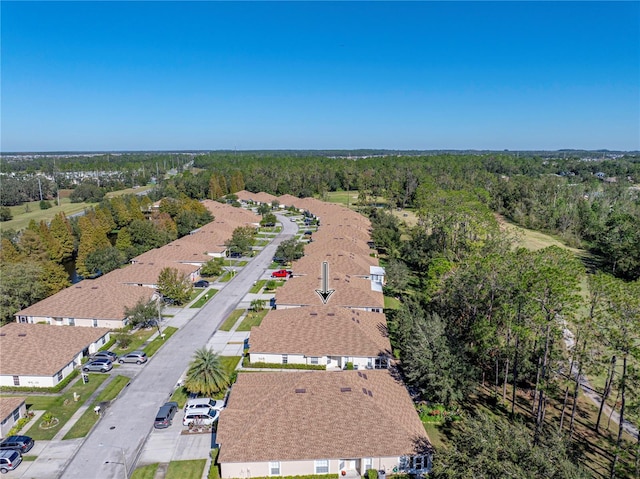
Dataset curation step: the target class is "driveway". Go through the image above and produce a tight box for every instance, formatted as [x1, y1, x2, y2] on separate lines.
[60, 214, 297, 479]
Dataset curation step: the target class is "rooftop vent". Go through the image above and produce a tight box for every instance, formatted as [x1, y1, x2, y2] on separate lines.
[310, 313, 318, 316]
[362, 387, 367, 395]
[362, 373, 368, 380]
[295, 388, 306, 394]
[18, 333, 27, 337]
[368, 390, 373, 397]
[91, 287, 98, 290]
[340, 387, 352, 393]
[0, 333, 6, 336]
[327, 313, 335, 317]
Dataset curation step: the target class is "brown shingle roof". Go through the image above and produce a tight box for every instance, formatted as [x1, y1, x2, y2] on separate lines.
[0, 397, 26, 421]
[217, 370, 430, 462]
[250, 306, 391, 357]
[16, 278, 154, 321]
[103, 261, 199, 286]
[275, 273, 384, 309]
[0, 323, 111, 376]
[293, 250, 378, 277]
[201, 200, 262, 225]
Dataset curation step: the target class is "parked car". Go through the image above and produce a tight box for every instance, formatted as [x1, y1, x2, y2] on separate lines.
[118, 351, 147, 364]
[229, 251, 242, 258]
[271, 269, 292, 278]
[0, 436, 34, 454]
[303, 230, 313, 236]
[193, 280, 209, 288]
[184, 397, 225, 412]
[82, 358, 113, 373]
[0, 450, 22, 474]
[91, 350, 118, 362]
[154, 402, 178, 429]
[183, 407, 220, 426]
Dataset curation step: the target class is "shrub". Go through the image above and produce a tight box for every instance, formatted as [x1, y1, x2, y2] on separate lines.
[39, 200, 52, 210]
[114, 332, 132, 349]
[346, 362, 354, 370]
[367, 469, 378, 479]
[244, 361, 325, 371]
[0, 206, 12, 221]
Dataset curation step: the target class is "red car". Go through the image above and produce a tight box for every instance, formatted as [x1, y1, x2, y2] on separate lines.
[271, 269, 292, 278]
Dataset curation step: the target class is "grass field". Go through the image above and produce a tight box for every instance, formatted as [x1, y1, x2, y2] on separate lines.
[63, 375, 130, 439]
[166, 459, 207, 479]
[115, 328, 155, 355]
[144, 326, 178, 356]
[219, 309, 245, 332]
[0, 185, 153, 232]
[236, 310, 268, 331]
[131, 463, 158, 479]
[19, 374, 108, 440]
[323, 190, 359, 207]
[249, 280, 266, 294]
[190, 290, 218, 308]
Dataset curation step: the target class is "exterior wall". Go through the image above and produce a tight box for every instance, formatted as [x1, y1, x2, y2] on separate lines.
[274, 304, 304, 311]
[0, 374, 56, 388]
[0, 401, 26, 438]
[0, 332, 109, 388]
[220, 456, 406, 479]
[250, 353, 376, 370]
[19, 315, 125, 329]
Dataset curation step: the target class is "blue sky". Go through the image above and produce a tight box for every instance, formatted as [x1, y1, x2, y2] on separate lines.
[1, 1, 638, 152]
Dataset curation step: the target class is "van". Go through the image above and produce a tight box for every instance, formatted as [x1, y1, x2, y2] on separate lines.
[184, 397, 225, 412]
[182, 407, 220, 426]
[0, 450, 22, 474]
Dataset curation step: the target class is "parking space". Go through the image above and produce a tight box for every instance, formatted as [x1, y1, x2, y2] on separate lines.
[137, 409, 215, 466]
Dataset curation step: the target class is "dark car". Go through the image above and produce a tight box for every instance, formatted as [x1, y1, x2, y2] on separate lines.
[194, 280, 210, 288]
[229, 251, 242, 258]
[82, 358, 113, 373]
[91, 350, 118, 362]
[0, 450, 22, 474]
[0, 435, 34, 454]
[271, 269, 292, 278]
[154, 402, 178, 429]
[118, 351, 147, 364]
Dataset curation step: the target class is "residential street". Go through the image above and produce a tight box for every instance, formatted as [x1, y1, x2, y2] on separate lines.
[56, 214, 297, 479]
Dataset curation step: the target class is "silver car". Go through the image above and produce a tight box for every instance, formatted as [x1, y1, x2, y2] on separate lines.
[82, 359, 113, 372]
[118, 351, 147, 364]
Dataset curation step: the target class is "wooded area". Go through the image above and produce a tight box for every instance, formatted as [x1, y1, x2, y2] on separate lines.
[1, 151, 639, 476]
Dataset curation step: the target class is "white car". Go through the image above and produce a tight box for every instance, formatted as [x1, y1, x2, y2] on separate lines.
[183, 407, 220, 426]
[184, 397, 225, 411]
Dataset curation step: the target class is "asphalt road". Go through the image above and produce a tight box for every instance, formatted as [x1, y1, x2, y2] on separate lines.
[61, 213, 297, 479]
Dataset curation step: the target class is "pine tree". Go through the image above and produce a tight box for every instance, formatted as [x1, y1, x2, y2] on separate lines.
[49, 212, 75, 261]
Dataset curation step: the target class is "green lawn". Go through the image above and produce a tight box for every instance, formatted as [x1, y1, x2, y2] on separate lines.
[144, 326, 178, 356]
[249, 280, 266, 294]
[190, 290, 218, 308]
[170, 386, 190, 408]
[115, 328, 155, 355]
[1, 198, 91, 232]
[63, 375, 130, 439]
[219, 309, 244, 331]
[0, 185, 153, 233]
[323, 190, 360, 207]
[166, 459, 207, 479]
[384, 296, 401, 309]
[131, 463, 158, 479]
[21, 373, 108, 440]
[221, 356, 242, 374]
[236, 310, 268, 331]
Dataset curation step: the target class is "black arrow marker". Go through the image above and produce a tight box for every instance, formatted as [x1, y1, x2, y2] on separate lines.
[315, 261, 335, 304]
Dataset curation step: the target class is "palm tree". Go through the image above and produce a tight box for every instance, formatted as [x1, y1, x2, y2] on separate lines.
[184, 347, 229, 396]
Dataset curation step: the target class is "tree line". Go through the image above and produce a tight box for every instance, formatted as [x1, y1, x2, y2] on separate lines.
[0, 193, 213, 325]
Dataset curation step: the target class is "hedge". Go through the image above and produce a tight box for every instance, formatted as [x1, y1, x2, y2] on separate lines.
[243, 361, 325, 371]
[0, 369, 79, 394]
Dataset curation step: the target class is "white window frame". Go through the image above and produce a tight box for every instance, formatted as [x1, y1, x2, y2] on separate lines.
[310, 356, 319, 365]
[363, 458, 373, 472]
[315, 459, 329, 474]
[269, 461, 281, 476]
[282, 355, 288, 365]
